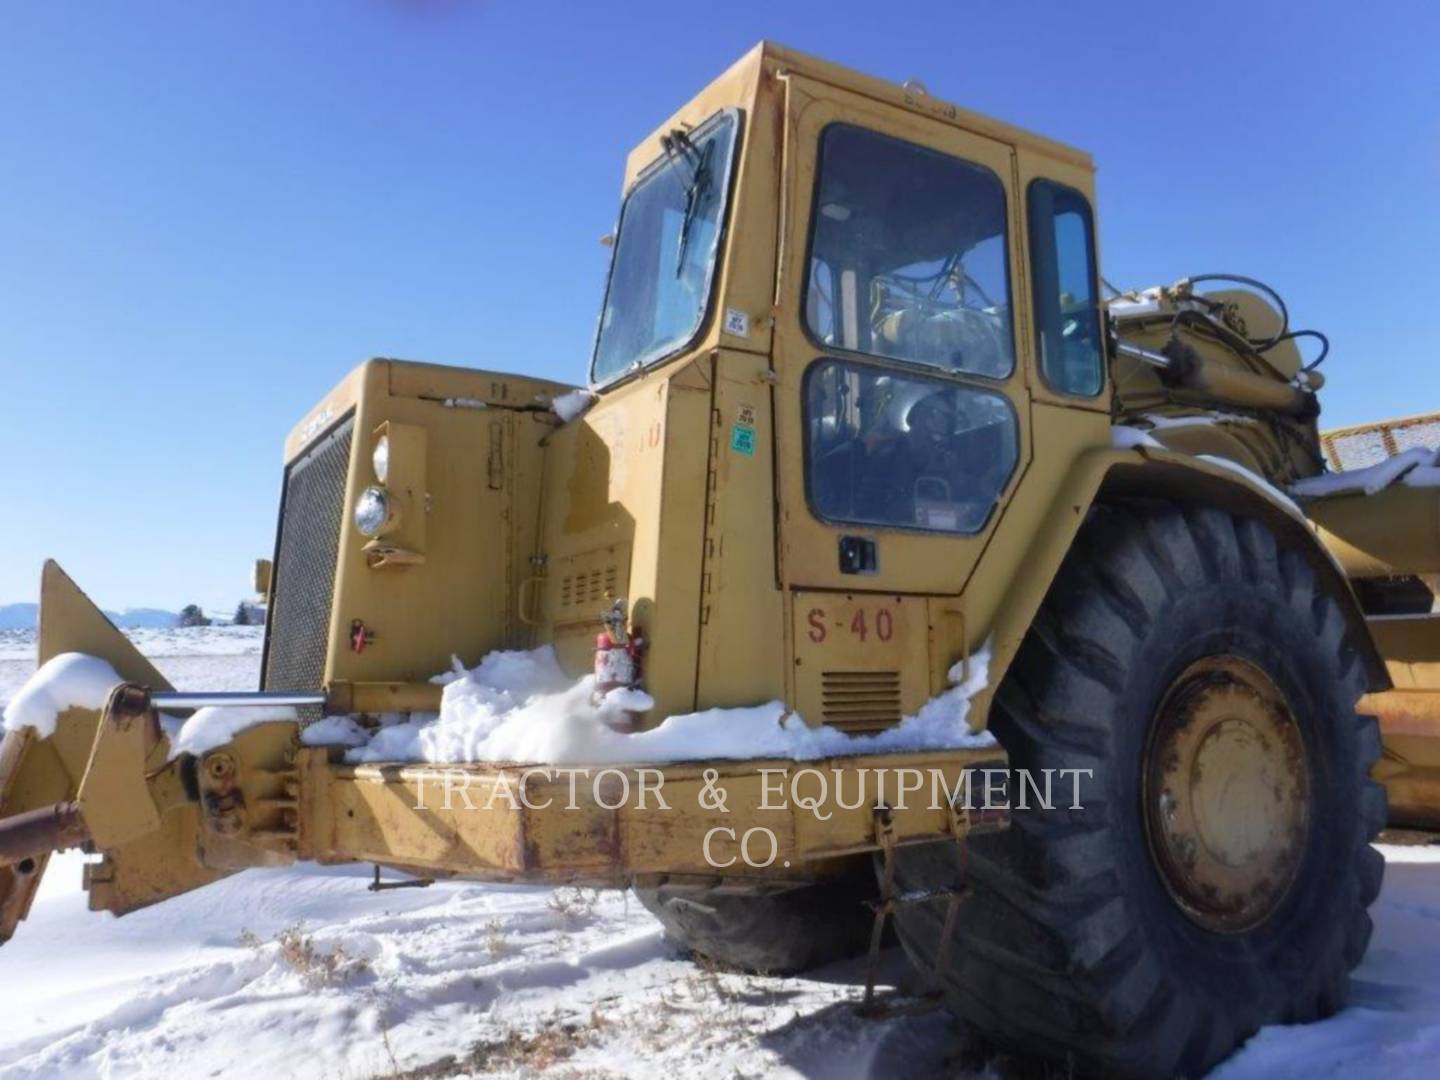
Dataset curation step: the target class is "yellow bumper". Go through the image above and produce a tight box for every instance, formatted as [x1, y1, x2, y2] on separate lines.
[301, 748, 1010, 886]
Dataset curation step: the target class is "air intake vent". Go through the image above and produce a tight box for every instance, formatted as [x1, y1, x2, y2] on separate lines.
[559, 565, 619, 611]
[821, 671, 902, 734]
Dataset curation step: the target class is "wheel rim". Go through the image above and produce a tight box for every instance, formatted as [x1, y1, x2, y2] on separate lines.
[1143, 655, 1311, 933]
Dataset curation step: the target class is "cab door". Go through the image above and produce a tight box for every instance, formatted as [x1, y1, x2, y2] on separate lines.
[771, 76, 1033, 600]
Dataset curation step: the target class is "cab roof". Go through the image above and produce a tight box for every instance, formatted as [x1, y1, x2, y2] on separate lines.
[623, 41, 1094, 185]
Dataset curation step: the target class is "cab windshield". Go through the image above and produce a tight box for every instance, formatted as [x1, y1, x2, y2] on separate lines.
[591, 110, 739, 385]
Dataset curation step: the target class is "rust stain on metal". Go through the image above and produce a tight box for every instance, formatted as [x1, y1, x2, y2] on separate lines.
[1364, 691, 1440, 739]
[1142, 656, 1310, 934]
[0, 801, 89, 865]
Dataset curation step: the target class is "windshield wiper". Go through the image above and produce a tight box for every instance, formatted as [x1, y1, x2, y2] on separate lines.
[661, 129, 715, 276]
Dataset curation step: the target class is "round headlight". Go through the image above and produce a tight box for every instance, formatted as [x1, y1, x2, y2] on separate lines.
[354, 485, 391, 537]
[372, 435, 390, 484]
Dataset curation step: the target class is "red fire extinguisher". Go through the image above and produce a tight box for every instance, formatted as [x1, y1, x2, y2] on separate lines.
[594, 598, 645, 704]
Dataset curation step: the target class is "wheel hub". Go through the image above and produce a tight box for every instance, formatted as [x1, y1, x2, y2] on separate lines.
[1143, 656, 1310, 932]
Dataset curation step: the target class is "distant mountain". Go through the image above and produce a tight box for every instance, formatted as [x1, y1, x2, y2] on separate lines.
[0, 603, 178, 631]
[0, 604, 38, 631]
[110, 608, 179, 629]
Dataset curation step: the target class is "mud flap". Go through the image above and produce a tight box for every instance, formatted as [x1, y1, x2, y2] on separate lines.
[0, 561, 227, 941]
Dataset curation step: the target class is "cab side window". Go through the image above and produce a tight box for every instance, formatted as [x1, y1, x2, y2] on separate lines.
[1027, 180, 1104, 396]
[803, 125, 1014, 379]
[805, 360, 1018, 535]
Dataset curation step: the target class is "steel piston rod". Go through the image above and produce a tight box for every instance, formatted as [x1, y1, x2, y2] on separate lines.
[149, 690, 328, 709]
[1113, 339, 1173, 370]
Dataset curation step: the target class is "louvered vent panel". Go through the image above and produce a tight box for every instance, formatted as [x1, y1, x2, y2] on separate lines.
[558, 565, 619, 611]
[821, 671, 902, 734]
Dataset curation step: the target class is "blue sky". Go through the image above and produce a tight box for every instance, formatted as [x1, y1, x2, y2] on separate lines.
[3, 1, 1437, 611]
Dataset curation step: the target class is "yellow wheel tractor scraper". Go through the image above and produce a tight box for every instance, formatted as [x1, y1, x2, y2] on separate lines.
[4, 43, 1440, 1078]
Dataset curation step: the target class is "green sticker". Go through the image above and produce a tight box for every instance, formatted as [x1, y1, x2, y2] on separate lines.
[730, 424, 756, 456]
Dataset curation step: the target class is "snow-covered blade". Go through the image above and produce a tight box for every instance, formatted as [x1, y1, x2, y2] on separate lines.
[1, 653, 122, 738]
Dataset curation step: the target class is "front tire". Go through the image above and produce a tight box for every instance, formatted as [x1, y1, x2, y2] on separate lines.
[635, 865, 875, 974]
[891, 503, 1385, 1077]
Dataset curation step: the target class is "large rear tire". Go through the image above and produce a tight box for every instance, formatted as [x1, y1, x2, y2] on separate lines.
[891, 503, 1385, 1077]
[635, 866, 875, 975]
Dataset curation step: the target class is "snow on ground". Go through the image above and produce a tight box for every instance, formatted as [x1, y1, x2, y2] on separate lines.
[0, 626, 265, 707]
[0, 844, 1436, 1079]
[1214, 843, 1440, 1080]
[0, 853, 958, 1080]
[3, 635, 1440, 1078]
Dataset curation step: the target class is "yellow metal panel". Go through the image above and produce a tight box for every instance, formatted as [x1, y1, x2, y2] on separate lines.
[327, 395, 514, 684]
[299, 749, 1006, 884]
[762, 43, 1092, 170]
[283, 361, 370, 463]
[621, 770, 792, 877]
[1373, 731, 1440, 829]
[696, 350, 788, 709]
[320, 369, 566, 686]
[644, 368, 712, 717]
[548, 544, 632, 636]
[322, 767, 528, 873]
[538, 360, 711, 718]
[37, 560, 169, 687]
[791, 592, 928, 730]
[1367, 614, 1440, 691]
[1310, 486, 1440, 578]
[278, 359, 576, 691]
[385, 361, 572, 407]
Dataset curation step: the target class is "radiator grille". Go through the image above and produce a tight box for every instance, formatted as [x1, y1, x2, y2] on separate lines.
[821, 671, 902, 734]
[262, 415, 354, 694]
